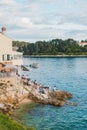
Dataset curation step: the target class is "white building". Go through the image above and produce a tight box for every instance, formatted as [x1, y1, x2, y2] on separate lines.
[0, 27, 23, 66]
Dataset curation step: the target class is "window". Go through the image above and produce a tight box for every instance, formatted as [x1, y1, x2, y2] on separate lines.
[2, 54, 11, 61]
[7, 54, 10, 60]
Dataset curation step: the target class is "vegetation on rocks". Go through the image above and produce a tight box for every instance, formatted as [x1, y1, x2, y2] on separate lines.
[0, 112, 35, 130]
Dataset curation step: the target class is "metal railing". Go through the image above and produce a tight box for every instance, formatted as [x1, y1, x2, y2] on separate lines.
[0, 71, 16, 78]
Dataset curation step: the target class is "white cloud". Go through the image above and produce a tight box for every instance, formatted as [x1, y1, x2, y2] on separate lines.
[0, 0, 87, 42]
[21, 17, 33, 25]
[0, 0, 16, 5]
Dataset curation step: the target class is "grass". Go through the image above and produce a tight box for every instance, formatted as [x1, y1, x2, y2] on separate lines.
[0, 112, 36, 130]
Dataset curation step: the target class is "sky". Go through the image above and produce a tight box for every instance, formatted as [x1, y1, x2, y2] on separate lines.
[0, 0, 87, 42]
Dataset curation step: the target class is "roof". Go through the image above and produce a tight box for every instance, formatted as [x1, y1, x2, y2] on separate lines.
[79, 42, 87, 46]
[80, 42, 87, 44]
[0, 32, 13, 40]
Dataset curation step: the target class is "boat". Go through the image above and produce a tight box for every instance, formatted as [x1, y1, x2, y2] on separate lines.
[29, 63, 39, 68]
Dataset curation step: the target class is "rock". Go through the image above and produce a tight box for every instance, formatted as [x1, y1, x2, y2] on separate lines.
[66, 101, 78, 106]
[0, 76, 74, 113]
[0, 103, 5, 108]
[28, 89, 73, 107]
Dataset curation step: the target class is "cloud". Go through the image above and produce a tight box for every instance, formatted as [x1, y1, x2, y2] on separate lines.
[0, 0, 87, 42]
[0, 0, 16, 5]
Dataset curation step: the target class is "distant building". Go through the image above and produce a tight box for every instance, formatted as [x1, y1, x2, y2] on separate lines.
[79, 42, 87, 47]
[0, 27, 23, 66]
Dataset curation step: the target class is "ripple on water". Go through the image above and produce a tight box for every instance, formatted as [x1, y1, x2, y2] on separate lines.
[20, 57, 87, 130]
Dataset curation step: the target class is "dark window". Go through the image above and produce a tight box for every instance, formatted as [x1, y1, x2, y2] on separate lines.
[7, 54, 10, 60]
[2, 54, 10, 61]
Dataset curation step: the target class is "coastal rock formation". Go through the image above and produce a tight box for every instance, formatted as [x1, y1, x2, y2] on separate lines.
[0, 77, 29, 114]
[28, 88, 72, 107]
[0, 76, 74, 115]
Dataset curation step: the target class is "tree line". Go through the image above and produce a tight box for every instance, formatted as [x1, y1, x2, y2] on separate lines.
[12, 38, 87, 55]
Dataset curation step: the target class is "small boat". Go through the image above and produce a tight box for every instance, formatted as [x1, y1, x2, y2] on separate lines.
[29, 63, 39, 68]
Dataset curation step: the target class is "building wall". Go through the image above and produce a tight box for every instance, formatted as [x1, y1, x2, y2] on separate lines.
[12, 59, 23, 66]
[79, 42, 87, 47]
[0, 32, 23, 66]
[0, 33, 12, 62]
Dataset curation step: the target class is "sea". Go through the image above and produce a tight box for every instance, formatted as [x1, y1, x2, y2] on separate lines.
[15, 57, 87, 130]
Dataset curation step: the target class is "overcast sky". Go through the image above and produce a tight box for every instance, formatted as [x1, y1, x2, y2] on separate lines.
[0, 0, 87, 42]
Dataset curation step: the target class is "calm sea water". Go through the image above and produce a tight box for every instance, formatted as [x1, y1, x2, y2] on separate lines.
[22, 57, 87, 130]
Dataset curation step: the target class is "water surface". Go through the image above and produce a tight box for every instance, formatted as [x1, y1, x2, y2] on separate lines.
[21, 57, 87, 130]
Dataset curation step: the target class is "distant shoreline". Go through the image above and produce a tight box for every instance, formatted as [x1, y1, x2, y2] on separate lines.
[24, 55, 87, 58]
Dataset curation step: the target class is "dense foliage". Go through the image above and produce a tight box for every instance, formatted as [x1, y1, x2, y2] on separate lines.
[0, 113, 35, 130]
[12, 39, 87, 55]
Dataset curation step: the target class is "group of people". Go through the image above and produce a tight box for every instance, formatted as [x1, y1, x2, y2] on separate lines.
[16, 72, 57, 93]
[21, 75, 31, 85]
[20, 75, 40, 87]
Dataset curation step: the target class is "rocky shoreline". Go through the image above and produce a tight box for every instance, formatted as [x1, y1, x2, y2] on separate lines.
[0, 76, 76, 115]
[0, 77, 30, 115]
[28, 87, 72, 106]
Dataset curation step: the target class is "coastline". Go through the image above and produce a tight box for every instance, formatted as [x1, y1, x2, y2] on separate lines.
[0, 75, 74, 115]
[24, 54, 87, 58]
[0, 76, 32, 115]
[12, 100, 36, 124]
[18, 98, 32, 106]
[0, 71, 76, 129]
[0, 76, 36, 129]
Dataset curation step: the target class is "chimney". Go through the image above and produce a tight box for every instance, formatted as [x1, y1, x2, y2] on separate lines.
[2, 27, 6, 33]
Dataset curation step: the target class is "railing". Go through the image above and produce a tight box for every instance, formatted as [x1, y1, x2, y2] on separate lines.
[0, 71, 16, 78]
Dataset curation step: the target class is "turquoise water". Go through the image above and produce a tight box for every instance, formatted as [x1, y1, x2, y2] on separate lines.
[22, 57, 87, 130]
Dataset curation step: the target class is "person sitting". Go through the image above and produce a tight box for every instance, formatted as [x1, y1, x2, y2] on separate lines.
[53, 86, 57, 91]
[21, 75, 27, 85]
[34, 80, 38, 85]
[27, 78, 31, 85]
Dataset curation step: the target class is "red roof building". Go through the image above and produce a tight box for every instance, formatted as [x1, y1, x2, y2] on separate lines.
[79, 42, 87, 47]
